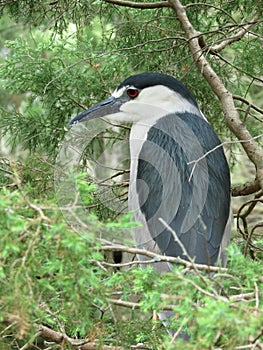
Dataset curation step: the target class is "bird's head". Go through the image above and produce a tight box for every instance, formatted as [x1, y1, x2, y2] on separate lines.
[69, 72, 202, 125]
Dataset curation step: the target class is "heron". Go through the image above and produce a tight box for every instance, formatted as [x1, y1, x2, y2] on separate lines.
[69, 72, 231, 338]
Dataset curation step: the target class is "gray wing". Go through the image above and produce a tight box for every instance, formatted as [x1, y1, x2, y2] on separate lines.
[136, 112, 231, 265]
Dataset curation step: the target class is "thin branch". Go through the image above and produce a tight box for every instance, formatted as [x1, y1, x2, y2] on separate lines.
[233, 95, 263, 116]
[99, 245, 227, 272]
[185, 2, 239, 24]
[236, 107, 263, 124]
[187, 134, 263, 182]
[19, 332, 42, 350]
[159, 218, 215, 290]
[251, 327, 263, 344]
[235, 344, 263, 349]
[109, 292, 256, 312]
[108, 298, 141, 310]
[43, 36, 186, 93]
[171, 318, 188, 342]
[38, 324, 123, 350]
[0, 166, 14, 176]
[209, 21, 258, 53]
[12, 168, 52, 223]
[229, 292, 255, 302]
[254, 282, 259, 309]
[236, 195, 263, 259]
[158, 218, 193, 263]
[95, 259, 157, 268]
[213, 51, 263, 84]
[43, 58, 87, 94]
[102, 0, 170, 9]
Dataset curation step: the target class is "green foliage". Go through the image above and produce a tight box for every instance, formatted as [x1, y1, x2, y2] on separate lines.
[0, 182, 263, 348]
[1, 1, 262, 155]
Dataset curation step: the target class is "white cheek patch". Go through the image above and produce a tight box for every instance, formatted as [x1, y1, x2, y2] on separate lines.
[138, 85, 202, 116]
[112, 86, 127, 98]
[120, 101, 167, 122]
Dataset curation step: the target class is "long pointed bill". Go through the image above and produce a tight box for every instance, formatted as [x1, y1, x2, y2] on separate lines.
[69, 96, 121, 125]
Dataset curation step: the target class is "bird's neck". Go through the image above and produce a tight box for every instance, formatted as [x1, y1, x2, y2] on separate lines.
[129, 119, 156, 160]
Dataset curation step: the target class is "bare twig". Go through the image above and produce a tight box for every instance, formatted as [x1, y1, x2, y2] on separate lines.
[95, 258, 158, 268]
[108, 298, 140, 310]
[38, 324, 123, 350]
[0, 166, 14, 176]
[254, 282, 259, 309]
[187, 134, 263, 182]
[209, 21, 258, 53]
[11, 167, 51, 223]
[170, 320, 186, 343]
[251, 327, 263, 345]
[99, 245, 227, 272]
[236, 195, 263, 259]
[213, 51, 263, 84]
[187, 135, 263, 166]
[185, 2, 238, 24]
[102, 0, 170, 9]
[158, 218, 193, 263]
[233, 95, 263, 116]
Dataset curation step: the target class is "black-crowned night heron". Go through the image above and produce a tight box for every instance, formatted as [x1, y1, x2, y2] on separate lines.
[69, 72, 231, 338]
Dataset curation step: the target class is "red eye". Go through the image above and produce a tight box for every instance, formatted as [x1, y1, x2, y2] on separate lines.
[127, 88, 139, 99]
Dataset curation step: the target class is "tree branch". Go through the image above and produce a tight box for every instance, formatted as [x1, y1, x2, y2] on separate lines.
[208, 21, 258, 53]
[231, 179, 261, 196]
[212, 52, 263, 84]
[233, 95, 263, 116]
[187, 134, 263, 183]
[108, 298, 141, 309]
[185, 2, 239, 24]
[168, 0, 263, 192]
[99, 245, 227, 272]
[103, 0, 170, 9]
[38, 324, 123, 350]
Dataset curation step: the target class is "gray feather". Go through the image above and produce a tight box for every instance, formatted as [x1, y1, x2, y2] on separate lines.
[136, 112, 230, 265]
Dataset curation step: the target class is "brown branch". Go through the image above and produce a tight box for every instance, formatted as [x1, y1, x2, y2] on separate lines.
[244, 221, 263, 258]
[185, 2, 239, 24]
[103, 0, 170, 9]
[209, 21, 258, 53]
[231, 179, 261, 196]
[38, 324, 123, 350]
[233, 95, 263, 116]
[236, 194, 263, 259]
[168, 0, 263, 192]
[213, 51, 263, 84]
[251, 327, 263, 344]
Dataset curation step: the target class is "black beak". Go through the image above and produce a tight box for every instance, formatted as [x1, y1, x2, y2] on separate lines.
[68, 96, 121, 126]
